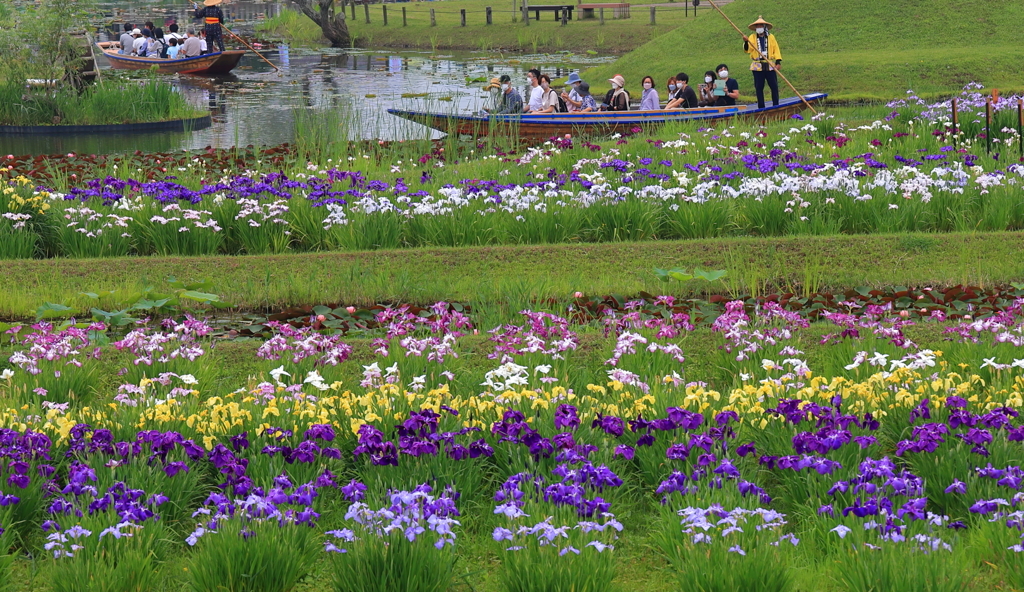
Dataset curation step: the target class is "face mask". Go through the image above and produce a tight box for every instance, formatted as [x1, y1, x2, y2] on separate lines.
[502, 83, 510, 91]
[756, 27, 765, 34]
[643, 82, 652, 89]
[705, 76, 713, 83]
[668, 84, 677, 91]
[719, 70, 729, 78]
[541, 81, 549, 89]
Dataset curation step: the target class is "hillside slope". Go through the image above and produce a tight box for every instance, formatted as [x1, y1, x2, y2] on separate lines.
[582, 0, 1024, 101]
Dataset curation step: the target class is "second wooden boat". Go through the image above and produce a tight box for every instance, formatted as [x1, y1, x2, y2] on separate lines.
[388, 93, 827, 140]
[96, 42, 245, 75]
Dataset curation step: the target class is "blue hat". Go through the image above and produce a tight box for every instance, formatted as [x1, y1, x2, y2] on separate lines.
[566, 72, 582, 85]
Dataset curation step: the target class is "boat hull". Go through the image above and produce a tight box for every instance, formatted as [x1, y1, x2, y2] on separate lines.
[96, 42, 245, 75]
[389, 93, 827, 140]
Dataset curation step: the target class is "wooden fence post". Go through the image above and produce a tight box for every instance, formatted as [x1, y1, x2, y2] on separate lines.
[486, 6, 492, 24]
[561, 7, 567, 25]
[460, 8, 466, 26]
[523, 0, 530, 25]
[350, 2, 355, 20]
[364, 3, 370, 24]
[650, 6, 655, 24]
[382, 5, 387, 25]
[430, 8, 436, 25]
[599, 6, 604, 24]
[402, 6, 407, 25]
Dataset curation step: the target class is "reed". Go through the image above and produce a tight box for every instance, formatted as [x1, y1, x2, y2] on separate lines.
[0, 79, 202, 126]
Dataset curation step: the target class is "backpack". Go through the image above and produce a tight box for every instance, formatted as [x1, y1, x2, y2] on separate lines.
[548, 90, 567, 113]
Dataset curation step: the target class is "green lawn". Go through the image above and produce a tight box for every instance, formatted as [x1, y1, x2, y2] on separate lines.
[1, 232, 1020, 319]
[258, 0, 726, 54]
[582, 0, 1024, 100]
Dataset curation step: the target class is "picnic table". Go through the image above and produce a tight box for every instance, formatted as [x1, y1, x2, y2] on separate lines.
[523, 3, 575, 20]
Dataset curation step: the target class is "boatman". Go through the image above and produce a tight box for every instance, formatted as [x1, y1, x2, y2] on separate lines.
[744, 16, 781, 109]
[192, 0, 226, 53]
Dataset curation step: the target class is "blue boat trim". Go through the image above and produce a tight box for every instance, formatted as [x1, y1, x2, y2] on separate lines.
[387, 93, 828, 127]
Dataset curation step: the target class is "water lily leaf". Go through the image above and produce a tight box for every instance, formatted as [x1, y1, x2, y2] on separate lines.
[179, 291, 222, 303]
[586, 50, 598, 55]
[36, 302, 72, 320]
[693, 268, 727, 282]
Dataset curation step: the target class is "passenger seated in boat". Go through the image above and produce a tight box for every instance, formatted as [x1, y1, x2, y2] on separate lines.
[165, 23, 184, 45]
[118, 23, 134, 55]
[181, 28, 203, 58]
[665, 72, 699, 109]
[151, 28, 167, 58]
[576, 82, 597, 112]
[665, 76, 677, 102]
[601, 75, 629, 111]
[536, 74, 560, 114]
[697, 70, 717, 107]
[132, 29, 147, 56]
[561, 72, 583, 112]
[199, 30, 209, 55]
[639, 76, 659, 110]
[167, 37, 181, 59]
[713, 64, 739, 106]
[490, 75, 523, 114]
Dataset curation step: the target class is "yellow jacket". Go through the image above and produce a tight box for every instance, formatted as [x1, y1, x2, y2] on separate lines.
[744, 33, 781, 63]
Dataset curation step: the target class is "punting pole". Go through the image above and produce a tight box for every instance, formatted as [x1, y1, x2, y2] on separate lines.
[220, 22, 279, 72]
[704, 0, 817, 115]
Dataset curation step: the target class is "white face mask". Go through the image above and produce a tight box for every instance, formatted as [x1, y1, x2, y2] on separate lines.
[502, 83, 510, 91]
[719, 70, 729, 79]
[643, 82, 652, 89]
[705, 76, 713, 83]
[756, 27, 765, 34]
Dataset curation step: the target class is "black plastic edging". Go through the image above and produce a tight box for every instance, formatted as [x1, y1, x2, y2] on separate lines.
[0, 115, 212, 135]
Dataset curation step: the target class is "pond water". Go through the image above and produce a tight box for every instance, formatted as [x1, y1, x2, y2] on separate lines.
[3, 0, 616, 156]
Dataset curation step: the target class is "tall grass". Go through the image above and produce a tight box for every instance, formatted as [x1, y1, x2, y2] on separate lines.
[0, 79, 202, 126]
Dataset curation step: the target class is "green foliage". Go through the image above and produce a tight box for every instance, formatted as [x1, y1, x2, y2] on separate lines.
[48, 519, 167, 592]
[35, 277, 231, 324]
[833, 539, 973, 592]
[653, 267, 727, 283]
[186, 520, 318, 592]
[330, 530, 456, 592]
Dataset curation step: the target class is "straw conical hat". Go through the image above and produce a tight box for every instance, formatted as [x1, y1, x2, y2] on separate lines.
[748, 16, 772, 30]
[203, 0, 223, 7]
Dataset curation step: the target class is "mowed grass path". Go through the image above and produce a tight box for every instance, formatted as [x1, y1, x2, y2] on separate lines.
[2, 232, 1021, 318]
[583, 0, 1024, 101]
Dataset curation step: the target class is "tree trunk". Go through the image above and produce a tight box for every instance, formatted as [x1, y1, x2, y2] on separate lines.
[293, 0, 351, 48]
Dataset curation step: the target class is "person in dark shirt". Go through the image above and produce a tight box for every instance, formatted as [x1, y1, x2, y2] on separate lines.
[193, 0, 226, 52]
[491, 74, 523, 114]
[665, 71, 699, 109]
[713, 64, 740, 107]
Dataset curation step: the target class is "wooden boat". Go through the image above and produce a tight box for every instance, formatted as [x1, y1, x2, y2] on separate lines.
[96, 41, 245, 75]
[388, 93, 827, 140]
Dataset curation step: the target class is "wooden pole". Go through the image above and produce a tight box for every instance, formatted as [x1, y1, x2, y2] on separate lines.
[649, 6, 655, 24]
[460, 8, 466, 26]
[704, 0, 817, 114]
[383, 5, 388, 25]
[561, 6, 567, 25]
[599, 6, 604, 24]
[486, 6, 492, 24]
[350, 2, 356, 19]
[523, 0, 529, 25]
[219, 23, 278, 71]
[430, 8, 436, 25]
[364, 3, 370, 24]
[403, 6, 407, 26]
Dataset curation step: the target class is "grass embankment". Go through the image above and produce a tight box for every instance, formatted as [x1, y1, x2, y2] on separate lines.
[0, 79, 203, 126]
[583, 0, 1024, 102]
[258, 0, 715, 54]
[0, 232, 1019, 318]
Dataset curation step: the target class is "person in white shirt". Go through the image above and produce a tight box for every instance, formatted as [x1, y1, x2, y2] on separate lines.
[525, 68, 543, 113]
[131, 29, 147, 56]
[164, 23, 184, 45]
[199, 30, 208, 54]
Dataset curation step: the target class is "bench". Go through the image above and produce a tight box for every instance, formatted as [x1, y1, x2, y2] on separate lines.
[578, 3, 630, 18]
[523, 4, 575, 20]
